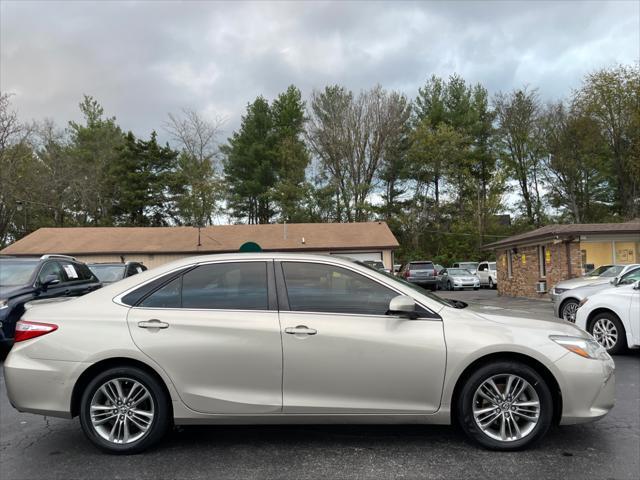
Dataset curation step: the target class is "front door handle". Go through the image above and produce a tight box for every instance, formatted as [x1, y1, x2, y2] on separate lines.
[138, 319, 169, 329]
[285, 325, 317, 335]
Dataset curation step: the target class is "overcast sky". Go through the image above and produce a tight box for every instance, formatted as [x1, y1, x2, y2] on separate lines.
[1, 0, 638, 142]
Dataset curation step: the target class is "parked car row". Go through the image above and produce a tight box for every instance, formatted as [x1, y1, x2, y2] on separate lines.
[550, 263, 640, 355]
[397, 260, 497, 291]
[0, 255, 145, 346]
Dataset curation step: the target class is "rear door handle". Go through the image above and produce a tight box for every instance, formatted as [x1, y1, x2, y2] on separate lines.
[138, 319, 169, 329]
[284, 325, 317, 335]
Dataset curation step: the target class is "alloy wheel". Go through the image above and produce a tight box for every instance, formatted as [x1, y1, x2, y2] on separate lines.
[90, 377, 155, 445]
[561, 301, 579, 323]
[592, 318, 618, 351]
[472, 374, 540, 442]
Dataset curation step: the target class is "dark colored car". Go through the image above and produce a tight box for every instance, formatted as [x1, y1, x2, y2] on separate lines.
[399, 261, 438, 291]
[0, 255, 102, 346]
[88, 261, 147, 285]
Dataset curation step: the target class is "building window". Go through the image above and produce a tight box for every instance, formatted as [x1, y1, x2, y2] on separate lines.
[538, 245, 547, 278]
[507, 250, 513, 278]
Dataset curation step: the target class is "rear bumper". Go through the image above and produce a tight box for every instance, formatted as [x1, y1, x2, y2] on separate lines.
[554, 352, 615, 425]
[3, 345, 88, 418]
[407, 278, 437, 285]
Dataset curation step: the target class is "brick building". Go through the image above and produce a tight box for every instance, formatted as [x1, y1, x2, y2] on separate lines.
[483, 220, 640, 298]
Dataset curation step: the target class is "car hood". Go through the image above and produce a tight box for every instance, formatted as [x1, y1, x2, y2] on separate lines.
[0, 285, 28, 299]
[555, 276, 605, 290]
[475, 311, 588, 336]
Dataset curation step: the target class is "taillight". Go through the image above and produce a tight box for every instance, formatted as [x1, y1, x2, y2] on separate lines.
[403, 270, 410, 278]
[14, 321, 58, 343]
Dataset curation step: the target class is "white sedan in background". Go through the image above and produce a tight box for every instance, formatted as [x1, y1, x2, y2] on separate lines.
[575, 281, 640, 354]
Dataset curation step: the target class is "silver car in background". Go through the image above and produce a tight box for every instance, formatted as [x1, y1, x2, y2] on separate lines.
[5, 253, 614, 454]
[439, 268, 481, 290]
[554, 265, 640, 321]
[549, 264, 621, 303]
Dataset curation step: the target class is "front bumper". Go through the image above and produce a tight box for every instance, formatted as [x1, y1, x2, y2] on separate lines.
[555, 352, 615, 425]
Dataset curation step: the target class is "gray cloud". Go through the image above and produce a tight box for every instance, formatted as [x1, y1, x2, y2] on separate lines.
[1, 0, 638, 142]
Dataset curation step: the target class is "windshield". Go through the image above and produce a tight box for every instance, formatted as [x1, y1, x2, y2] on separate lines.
[599, 265, 624, 278]
[458, 262, 478, 270]
[448, 268, 473, 275]
[410, 262, 434, 269]
[355, 260, 458, 308]
[0, 260, 39, 286]
[89, 264, 126, 283]
[586, 265, 613, 277]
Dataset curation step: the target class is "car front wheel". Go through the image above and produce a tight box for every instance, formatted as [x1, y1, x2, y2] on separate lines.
[456, 361, 553, 450]
[560, 299, 579, 323]
[79, 366, 171, 454]
[589, 312, 626, 355]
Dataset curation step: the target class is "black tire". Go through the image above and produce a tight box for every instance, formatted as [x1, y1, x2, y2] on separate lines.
[588, 312, 627, 355]
[560, 299, 580, 323]
[473, 287, 480, 291]
[430, 284, 437, 291]
[456, 361, 553, 451]
[79, 366, 171, 454]
[447, 281, 453, 291]
[488, 278, 495, 289]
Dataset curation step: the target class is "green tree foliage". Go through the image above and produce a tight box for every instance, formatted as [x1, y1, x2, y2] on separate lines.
[222, 86, 309, 224]
[109, 131, 179, 226]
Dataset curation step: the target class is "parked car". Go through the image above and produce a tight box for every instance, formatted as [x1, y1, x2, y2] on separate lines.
[452, 262, 479, 274]
[434, 264, 445, 289]
[5, 253, 614, 453]
[88, 262, 148, 285]
[0, 255, 101, 346]
[439, 268, 480, 291]
[477, 261, 498, 289]
[549, 264, 623, 303]
[575, 281, 640, 354]
[399, 260, 438, 290]
[555, 265, 640, 322]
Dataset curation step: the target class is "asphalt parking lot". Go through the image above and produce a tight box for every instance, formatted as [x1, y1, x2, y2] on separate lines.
[1, 290, 638, 480]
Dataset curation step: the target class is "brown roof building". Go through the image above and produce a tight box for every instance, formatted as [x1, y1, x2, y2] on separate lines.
[483, 220, 640, 298]
[0, 222, 400, 269]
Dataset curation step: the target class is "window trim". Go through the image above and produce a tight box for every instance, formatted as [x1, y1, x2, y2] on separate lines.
[538, 245, 547, 278]
[276, 259, 440, 320]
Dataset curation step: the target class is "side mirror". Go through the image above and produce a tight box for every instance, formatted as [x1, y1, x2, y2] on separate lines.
[634, 280, 640, 290]
[387, 295, 418, 319]
[610, 277, 619, 286]
[41, 274, 60, 290]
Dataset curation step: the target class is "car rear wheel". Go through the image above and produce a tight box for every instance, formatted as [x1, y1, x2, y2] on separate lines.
[447, 281, 453, 291]
[488, 278, 495, 289]
[456, 361, 553, 450]
[560, 299, 579, 323]
[589, 312, 626, 355]
[79, 366, 171, 454]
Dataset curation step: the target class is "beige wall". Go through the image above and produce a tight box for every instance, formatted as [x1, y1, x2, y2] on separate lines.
[74, 249, 395, 270]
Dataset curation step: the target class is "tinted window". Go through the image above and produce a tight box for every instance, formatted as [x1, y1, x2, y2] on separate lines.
[139, 277, 182, 308]
[90, 264, 126, 282]
[282, 262, 397, 315]
[620, 268, 640, 285]
[478, 264, 486, 271]
[181, 262, 268, 310]
[121, 267, 192, 306]
[38, 262, 64, 284]
[63, 262, 96, 282]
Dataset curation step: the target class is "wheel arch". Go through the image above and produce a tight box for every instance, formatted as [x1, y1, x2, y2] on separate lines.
[559, 297, 579, 316]
[450, 352, 563, 426]
[70, 357, 174, 418]
[586, 307, 622, 331]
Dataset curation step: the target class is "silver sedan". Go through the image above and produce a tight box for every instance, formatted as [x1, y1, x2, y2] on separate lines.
[4, 253, 614, 454]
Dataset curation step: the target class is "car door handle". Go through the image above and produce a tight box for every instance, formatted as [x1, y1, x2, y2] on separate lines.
[285, 325, 317, 335]
[138, 319, 169, 329]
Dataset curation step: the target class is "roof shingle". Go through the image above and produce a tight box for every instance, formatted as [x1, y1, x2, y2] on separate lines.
[0, 222, 399, 255]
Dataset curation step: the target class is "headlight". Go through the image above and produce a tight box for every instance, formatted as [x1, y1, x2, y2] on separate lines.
[550, 335, 608, 360]
[0, 299, 8, 310]
[554, 287, 567, 295]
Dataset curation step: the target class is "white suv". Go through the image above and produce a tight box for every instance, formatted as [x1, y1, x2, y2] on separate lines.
[477, 261, 498, 289]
